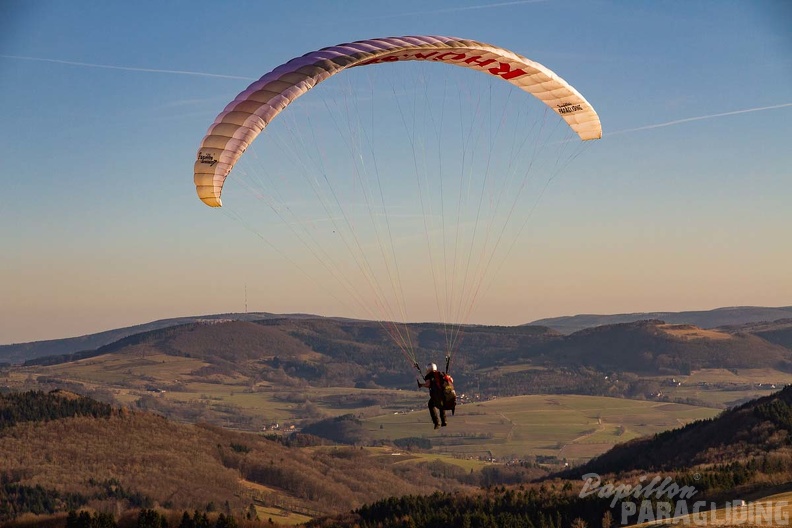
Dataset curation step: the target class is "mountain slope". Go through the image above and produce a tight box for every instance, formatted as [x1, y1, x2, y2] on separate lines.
[22, 318, 564, 391]
[0, 390, 484, 524]
[0, 312, 324, 364]
[17, 318, 792, 404]
[531, 306, 792, 334]
[531, 320, 792, 374]
[6, 304, 791, 364]
[720, 318, 792, 351]
[562, 384, 792, 476]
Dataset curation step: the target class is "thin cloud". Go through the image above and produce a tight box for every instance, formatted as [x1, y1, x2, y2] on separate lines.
[610, 103, 792, 136]
[0, 54, 255, 81]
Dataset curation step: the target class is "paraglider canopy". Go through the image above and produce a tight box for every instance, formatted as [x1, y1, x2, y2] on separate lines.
[194, 35, 601, 207]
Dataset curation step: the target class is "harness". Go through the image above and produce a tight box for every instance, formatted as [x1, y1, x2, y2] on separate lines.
[428, 371, 456, 415]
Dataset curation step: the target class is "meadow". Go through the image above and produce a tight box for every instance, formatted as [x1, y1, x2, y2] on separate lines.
[364, 394, 719, 462]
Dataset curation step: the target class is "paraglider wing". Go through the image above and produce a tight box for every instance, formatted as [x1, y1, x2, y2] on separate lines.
[194, 35, 602, 207]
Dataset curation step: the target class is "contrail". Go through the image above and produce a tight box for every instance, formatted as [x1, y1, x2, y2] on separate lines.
[610, 103, 792, 136]
[7, 53, 787, 139]
[2, 2, 549, 79]
[0, 54, 256, 81]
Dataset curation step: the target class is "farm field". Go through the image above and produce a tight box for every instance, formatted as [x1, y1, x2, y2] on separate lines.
[648, 368, 792, 407]
[364, 395, 720, 462]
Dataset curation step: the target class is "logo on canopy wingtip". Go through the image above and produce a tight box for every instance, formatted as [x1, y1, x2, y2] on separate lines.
[198, 152, 218, 166]
[557, 102, 583, 114]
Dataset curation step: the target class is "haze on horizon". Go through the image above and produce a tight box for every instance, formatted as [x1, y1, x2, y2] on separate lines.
[1, 1, 790, 345]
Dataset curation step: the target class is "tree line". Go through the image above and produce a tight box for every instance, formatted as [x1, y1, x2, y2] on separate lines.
[0, 390, 112, 430]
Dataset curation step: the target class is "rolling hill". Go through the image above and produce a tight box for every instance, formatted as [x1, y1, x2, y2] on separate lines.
[7, 317, 792, 419]
[530, 305, 792, 334]
[4, 305, 792, 365]
[0, 312, 327, 364]
[0, 390, 493, 525]
[18, 317, 792, 376]
[527, 320, 792, 374]
[720, 318, 792, 350]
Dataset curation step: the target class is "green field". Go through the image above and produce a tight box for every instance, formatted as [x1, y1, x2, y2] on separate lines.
[648, 368, 792, 407]
[364, 395, 719, 462]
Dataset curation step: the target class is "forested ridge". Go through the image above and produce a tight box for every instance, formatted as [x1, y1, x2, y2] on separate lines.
[18, 317, 792, 404]
[0, 390, 112, 430]
[0, 390, 492, 525]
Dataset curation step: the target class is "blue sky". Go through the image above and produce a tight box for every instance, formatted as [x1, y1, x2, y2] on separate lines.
[1, 1, 790, 344]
